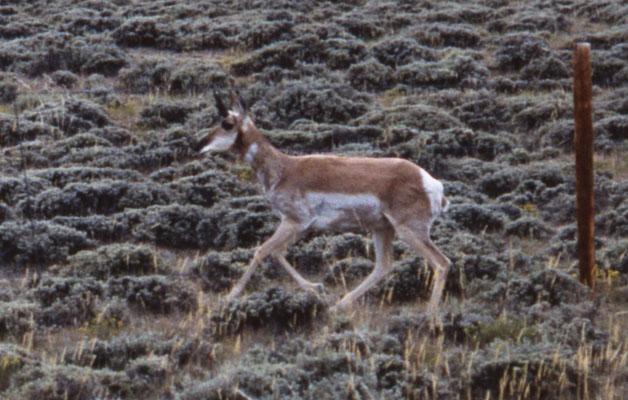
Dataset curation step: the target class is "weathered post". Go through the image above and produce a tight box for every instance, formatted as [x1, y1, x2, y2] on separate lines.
[573, 43, 595, 291]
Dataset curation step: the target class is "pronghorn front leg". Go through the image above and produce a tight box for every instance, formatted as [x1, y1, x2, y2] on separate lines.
[227, 218, 323, 299]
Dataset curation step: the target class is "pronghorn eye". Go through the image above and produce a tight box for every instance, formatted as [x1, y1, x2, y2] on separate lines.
[221, 121, 234, 130]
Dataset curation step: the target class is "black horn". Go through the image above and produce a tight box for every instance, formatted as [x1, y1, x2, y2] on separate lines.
[230, 90, 248, 113]
[237, 92, 248, 113]
[214, 91, 228, 117]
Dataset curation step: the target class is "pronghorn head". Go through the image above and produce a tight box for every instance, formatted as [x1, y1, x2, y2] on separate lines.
[198, 91, 250, 154]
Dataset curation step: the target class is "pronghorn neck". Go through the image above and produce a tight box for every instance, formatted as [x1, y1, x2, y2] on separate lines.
[236, 117, 287, 192]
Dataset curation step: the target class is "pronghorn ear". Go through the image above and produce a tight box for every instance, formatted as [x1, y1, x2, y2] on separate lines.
[230, 91, 239, 111]
[237, 92, 248, 113]
[214, 91, 228, 117]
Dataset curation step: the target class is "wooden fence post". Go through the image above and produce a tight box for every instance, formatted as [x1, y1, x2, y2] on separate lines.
[573, 42, 595, 291]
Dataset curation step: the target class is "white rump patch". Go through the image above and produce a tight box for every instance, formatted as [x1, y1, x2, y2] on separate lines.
[420, 168, 445, 217]
[200, 131, 237, 153]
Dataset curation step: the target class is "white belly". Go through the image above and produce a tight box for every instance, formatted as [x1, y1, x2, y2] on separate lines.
[304, 192, 385, 231]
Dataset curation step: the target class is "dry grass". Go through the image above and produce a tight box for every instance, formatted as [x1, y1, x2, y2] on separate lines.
[595, 148, 628, 180]
[103, 95, 142, 127]
[5, 262, 628, 400]
[0, 104, 13, 114]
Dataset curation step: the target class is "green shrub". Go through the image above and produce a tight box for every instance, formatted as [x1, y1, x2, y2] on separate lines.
[464, 317, 539, 346]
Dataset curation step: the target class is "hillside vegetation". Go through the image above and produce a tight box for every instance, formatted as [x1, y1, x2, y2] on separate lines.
[1, 0, 628, 399]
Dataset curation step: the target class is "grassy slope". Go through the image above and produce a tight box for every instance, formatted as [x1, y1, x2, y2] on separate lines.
[0, 0, 628, 399]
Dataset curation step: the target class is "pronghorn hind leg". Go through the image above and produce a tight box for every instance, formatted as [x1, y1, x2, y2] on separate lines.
[334, 225, 395, 310]
[227, 218, 321, 299]
[394, 224, 451, 315]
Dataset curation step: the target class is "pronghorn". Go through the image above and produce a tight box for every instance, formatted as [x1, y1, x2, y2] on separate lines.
[197, 92, 451, 314]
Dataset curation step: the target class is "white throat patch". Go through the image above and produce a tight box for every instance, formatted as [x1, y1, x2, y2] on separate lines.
[245, 143, 259, 164]
[243, 116, 254, 130]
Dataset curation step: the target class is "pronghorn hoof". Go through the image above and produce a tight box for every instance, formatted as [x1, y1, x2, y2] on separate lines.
[423, 308, 443, 329]
[309, 282, 328, 295]
[330, 299, 351, 313]
[224, 288, 242, 302]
